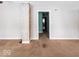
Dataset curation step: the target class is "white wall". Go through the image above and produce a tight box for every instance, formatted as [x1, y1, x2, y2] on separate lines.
[0, 1, 79, 40]
[0, 1, 29, 40]
[29, 1, 79, 39]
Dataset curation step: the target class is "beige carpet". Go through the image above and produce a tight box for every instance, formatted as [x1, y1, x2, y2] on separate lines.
[0, 40, 79, 56]
[0, 34, 79, 56]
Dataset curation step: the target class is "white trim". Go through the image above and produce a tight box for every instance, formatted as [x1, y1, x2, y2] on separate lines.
[50, 38, 79, 40]
[22, 3, 30, 44]
[0, 38, 20, 40]
[32, 38, 38, 40]
[0, 35, 21, 40]
[37, 10, 51, 40]
[22, 40, 30, 44]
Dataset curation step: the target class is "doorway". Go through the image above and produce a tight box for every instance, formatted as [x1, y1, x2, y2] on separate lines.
[38, 12, 49, 39]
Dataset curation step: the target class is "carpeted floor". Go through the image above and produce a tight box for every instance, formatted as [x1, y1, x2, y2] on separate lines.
[0, 33, 79, 56]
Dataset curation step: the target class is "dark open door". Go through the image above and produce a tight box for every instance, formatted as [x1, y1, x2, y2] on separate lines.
[38, 12, 49, 39]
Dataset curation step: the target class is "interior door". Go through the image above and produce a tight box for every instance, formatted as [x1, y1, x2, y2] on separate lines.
[38, 12, 43, 33]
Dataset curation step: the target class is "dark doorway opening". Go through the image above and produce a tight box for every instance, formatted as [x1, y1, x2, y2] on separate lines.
[38, 12, 49, 39]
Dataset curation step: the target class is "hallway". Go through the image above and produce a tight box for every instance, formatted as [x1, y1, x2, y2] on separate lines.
[39, 31, 49, 40]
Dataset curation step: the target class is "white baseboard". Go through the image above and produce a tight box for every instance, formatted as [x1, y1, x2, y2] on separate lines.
[0, 35, 21, 40]
[0, 37, 79, 40]
[31, 37, 38, 40]
[22, 40, 30, 44]
[31, 37, 79, 40]
[50, 37, 79, 40]
[0, 38, 20, 40]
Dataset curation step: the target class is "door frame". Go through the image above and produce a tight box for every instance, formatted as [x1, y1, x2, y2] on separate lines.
[22, 3, 30, 44]
[37, 10, 51, 39]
